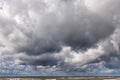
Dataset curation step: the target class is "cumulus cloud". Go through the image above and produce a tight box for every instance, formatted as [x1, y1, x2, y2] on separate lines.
[0, 0, 120, 75]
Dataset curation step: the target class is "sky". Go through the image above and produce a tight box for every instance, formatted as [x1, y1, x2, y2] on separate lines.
[0, 0, 120, 76]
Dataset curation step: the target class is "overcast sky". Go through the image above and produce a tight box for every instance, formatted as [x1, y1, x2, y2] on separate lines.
[0, 0, 120, 76]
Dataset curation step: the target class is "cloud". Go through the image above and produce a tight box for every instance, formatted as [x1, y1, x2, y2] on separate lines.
[0, 0, 120, 75]
[98, 28, 120, 69]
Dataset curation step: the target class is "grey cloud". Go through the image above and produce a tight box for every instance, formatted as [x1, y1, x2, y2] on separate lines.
[17, 53, 60, 66]
[17, 39, 61, 55]
[0, 0, 120, 72]
[60, 14, 114, 50]
[11, 0, 114, 56]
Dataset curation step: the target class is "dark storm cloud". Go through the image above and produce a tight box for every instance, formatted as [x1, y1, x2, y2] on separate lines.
[0, 0, 120, 72]
[10, 0, 115, 56]
[17, 53, 59, 66]
[17, 39, 61, 55]
[60, 14, 114, 50]
[15, 9, 115, 56]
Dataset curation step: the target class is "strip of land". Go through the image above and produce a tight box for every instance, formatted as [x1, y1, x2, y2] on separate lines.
[0, 76, 119, 80]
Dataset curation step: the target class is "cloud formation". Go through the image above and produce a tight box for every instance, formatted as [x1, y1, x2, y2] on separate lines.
[0, 0, 120, 75]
